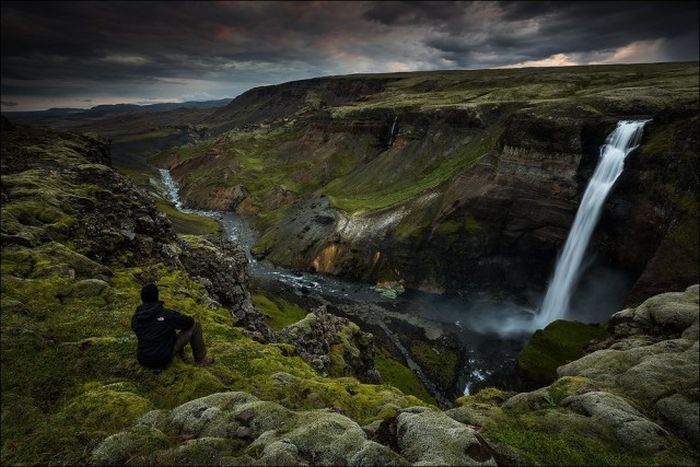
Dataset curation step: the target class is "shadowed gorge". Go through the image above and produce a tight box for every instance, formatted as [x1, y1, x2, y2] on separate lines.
[158, 63, 698, 308]
[2, 2, 699, 464]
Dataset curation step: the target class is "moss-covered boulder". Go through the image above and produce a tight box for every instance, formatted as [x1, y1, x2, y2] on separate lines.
[396, 407, 496, 465]
[275, 305, 381, 384]
[516, 320, 608, 386]
[490, 286, 700, 465]
[92, 391, 499, 466]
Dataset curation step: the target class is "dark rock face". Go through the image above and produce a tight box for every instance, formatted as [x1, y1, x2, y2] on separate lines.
[178, 236, 273, 342]
[210, 76, 398, 129]
[275, 305, 381, 384]
[1, 125, 175, 265]
[178, 236, 249, 307]
[253, 102, 697, 304]
[603, 114, 699, 302]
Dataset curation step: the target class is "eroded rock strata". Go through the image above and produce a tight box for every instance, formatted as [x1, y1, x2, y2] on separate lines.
[161, 63, 698, 304]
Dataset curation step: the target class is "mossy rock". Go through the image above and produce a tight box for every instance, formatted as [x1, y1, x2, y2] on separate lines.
[457, 387, 513, 407]
[483, 407, 696, 466]
[57, 383, 153, 431]
[516, 320, 608, 386]
[375, 352, 436, 405]
[252, 293, 308, 330]
[1, 127, 430, 465]
[409, 340, 460, 390]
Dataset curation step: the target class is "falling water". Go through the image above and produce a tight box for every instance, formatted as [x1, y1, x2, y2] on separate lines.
[388, 116, 398, 146]
[534, 120, 649, 328]
[159, 168, 184, 210]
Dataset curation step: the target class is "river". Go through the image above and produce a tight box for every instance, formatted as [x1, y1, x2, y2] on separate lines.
[158, 169, 531, 401]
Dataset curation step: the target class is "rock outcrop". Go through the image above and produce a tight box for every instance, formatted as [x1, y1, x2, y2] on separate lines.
[1, 124, 177, 265]
[94, 281, 699, 466]
[92, 392, 494, 466]
[275, 305, 381, 384]
[557, 285, 699, 445]
[1, 124, 427, 465]
[516, 320, 608, 386]
[457, 285, 699, 465]
[178, 235, 273, 342]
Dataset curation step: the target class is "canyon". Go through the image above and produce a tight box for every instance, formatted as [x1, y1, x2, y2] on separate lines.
[1, 62, 698, 465]
[158, 63, 698, 309]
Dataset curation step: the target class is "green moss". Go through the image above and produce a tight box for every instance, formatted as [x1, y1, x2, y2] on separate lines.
[323, 123, 506, 213]
[156, 201, 220, 236]
[517, 320, 608, 386]
[434, 214, 481, 236]
[8, 130, 432, 462]
[156, 124, 339, 214]
[252, 294, 308, 330]
[463, 214, 481, 232]
[58, 383, 153, 431]
[328, 322, 361, 377]
[484, 410, 696, 466]
[409, 341, 459, 389]
[638, 125, 674, 161]
[546, 376, 601, 404]
[457, 387, 512, 406]
[1, 206, 425, 465]
[375, 352, 436, 405]
[434, 219, 461, 234]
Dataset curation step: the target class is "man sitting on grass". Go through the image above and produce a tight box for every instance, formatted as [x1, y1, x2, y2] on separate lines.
[131, 283, 213, 368]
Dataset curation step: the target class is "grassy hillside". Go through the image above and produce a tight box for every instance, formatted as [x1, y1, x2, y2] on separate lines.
[0, 126, 428, 464]
[160, 62, 697, 214]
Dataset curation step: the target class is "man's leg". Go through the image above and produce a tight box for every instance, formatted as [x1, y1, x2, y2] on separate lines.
[173, 324, 194, 361]
[173, 321, 208, 363]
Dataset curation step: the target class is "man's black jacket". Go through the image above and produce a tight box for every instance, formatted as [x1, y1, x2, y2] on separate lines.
[131, 301, 194, 368]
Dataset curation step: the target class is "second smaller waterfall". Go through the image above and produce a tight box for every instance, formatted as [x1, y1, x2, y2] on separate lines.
[388, 116, 398, 146]
[534, 120, 649, 328]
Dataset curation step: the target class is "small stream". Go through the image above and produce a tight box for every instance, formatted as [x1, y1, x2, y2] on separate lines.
[158, 169, 530, 398]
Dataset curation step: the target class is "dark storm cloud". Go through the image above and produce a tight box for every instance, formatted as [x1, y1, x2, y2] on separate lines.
[1, 1, 698, 110]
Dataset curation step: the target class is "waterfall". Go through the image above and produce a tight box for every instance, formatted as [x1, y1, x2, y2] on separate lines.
[159, 168, 184, 210]
[534, 120, 649, 328]
[388, 116, 398, 146]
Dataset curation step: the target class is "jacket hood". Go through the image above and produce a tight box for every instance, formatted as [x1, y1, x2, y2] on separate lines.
[135, 301, 164, 321]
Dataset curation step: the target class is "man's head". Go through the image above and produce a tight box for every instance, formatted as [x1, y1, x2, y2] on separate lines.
[141, 283, 159, 303]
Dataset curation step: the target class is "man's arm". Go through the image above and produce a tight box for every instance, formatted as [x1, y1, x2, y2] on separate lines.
[163, 308, 195, 330]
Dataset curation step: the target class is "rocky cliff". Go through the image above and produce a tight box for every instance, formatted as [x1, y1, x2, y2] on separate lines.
[0, 124, 425, 465]
[160, 62, 699, 305]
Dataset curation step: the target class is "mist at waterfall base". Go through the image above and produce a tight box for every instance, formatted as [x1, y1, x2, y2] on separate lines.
[450, 120, 650, 339]
[394, 270, 630, 394]
[407, 261, 632, 340]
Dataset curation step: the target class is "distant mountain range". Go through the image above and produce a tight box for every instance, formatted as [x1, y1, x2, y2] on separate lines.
[2, 98, 233, 121]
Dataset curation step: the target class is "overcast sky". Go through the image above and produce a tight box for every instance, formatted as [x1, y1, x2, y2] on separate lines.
[2, 1, 698, 111]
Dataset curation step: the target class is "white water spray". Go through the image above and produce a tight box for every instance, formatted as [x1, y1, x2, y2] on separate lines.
[534, 120, 649, 328]
[159, 168, 184, 210]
